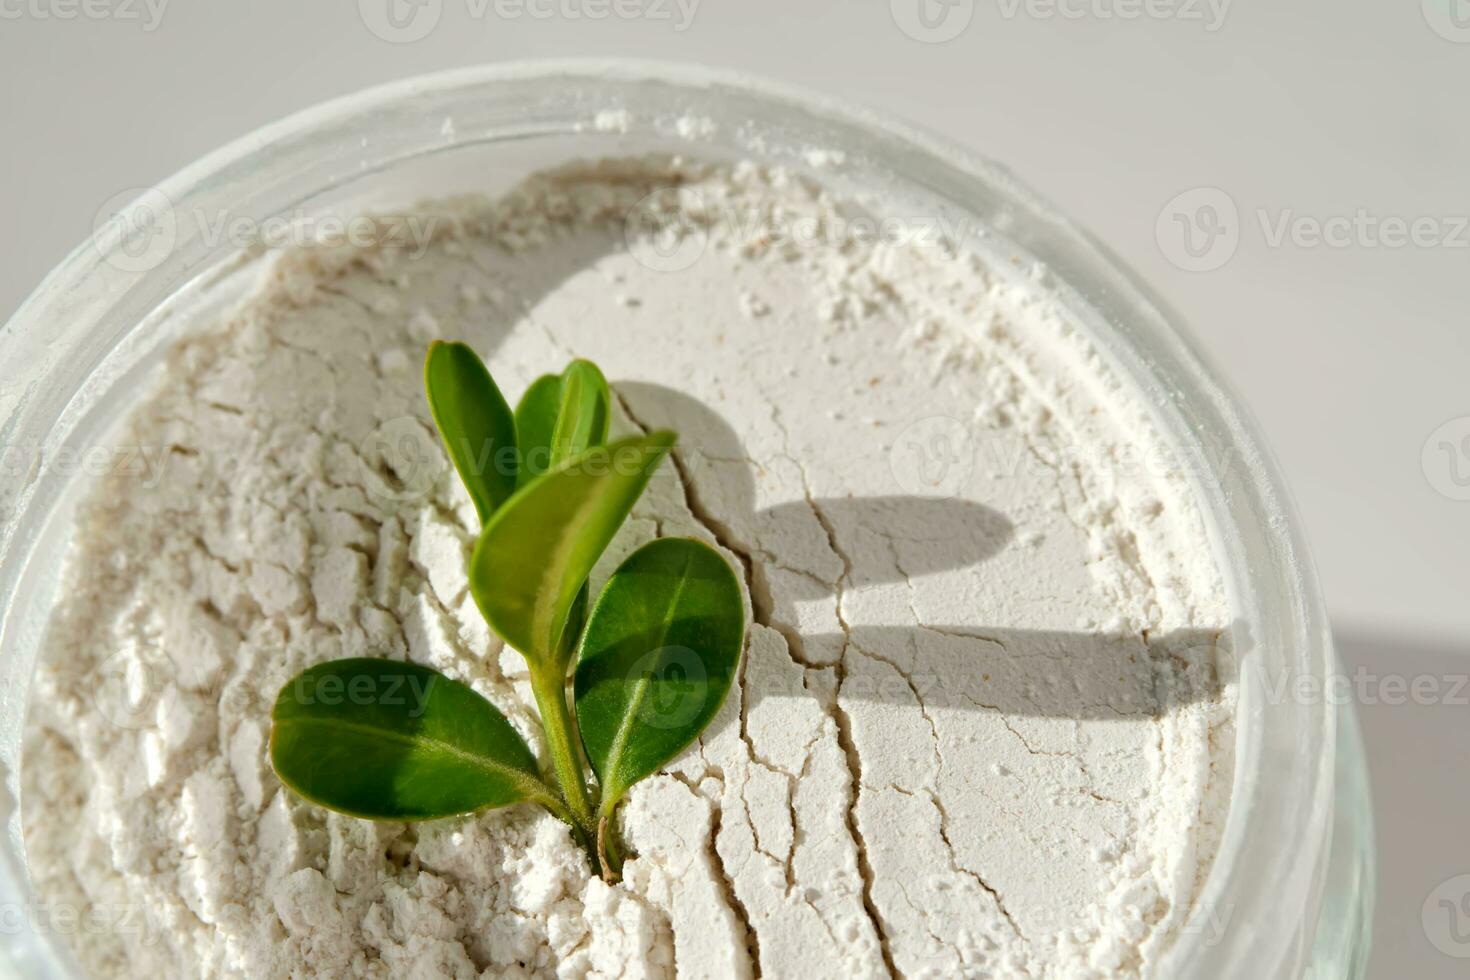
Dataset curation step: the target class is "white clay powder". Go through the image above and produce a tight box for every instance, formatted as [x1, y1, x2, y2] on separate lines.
[22, 156, 1235, 979]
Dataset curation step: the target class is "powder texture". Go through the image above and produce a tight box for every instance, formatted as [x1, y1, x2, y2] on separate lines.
[22, 157, 1234, 979]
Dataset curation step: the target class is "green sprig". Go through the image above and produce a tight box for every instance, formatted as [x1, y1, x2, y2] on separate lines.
[268, 341, 746, 879]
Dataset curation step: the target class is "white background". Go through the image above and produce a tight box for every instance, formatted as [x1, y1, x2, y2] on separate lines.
[1, 2, 1465, 976]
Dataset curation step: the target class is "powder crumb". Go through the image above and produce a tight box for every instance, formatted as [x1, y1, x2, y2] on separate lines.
[737, 290, 769, 319]
[592, 109, 633, 133]
[407, 308, 441, 342]
[802, 148, 847, 169]
[673, 115, 717, 141]
[376, 348, 411, 375]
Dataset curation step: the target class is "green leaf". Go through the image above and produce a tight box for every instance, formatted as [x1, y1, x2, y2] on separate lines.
[424, 341, 518, 524]
[514, 373, 562, 486]
[549, 360, 611, 468]
[573, 538, 745, 811]
[559, 583, 590, 664]
[470, 431, 676, 667]
[514, 361, 611, 486]
[269, 658, 547, 821]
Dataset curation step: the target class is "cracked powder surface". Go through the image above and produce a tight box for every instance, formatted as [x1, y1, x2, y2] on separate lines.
[22, 157, 1235, 979]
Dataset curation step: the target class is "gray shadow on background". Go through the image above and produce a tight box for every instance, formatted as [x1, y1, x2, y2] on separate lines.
[1337, 629, 1470, 980]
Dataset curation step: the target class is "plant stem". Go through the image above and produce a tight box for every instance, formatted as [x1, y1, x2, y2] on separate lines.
[530, 667, 597, 840]
[597, 812, 624, 882]
[531, 786, 576, 829]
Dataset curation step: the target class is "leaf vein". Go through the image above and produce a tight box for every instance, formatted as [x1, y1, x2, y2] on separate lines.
[279, 716, 541, 793]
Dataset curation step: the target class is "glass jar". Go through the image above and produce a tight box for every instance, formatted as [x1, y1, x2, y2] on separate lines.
[0, 61, 1373, 979]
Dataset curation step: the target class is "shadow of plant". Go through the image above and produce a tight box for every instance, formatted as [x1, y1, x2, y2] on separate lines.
[614, 381, 1224, 726]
